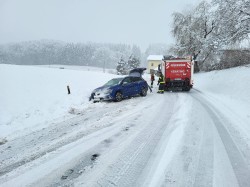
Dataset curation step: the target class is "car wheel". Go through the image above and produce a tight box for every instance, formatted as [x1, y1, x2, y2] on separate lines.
[115, 92, 123, 102]
[140, 87, 147, 97]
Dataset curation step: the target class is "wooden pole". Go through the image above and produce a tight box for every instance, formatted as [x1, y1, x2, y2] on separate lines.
[67, 85, 71, 94]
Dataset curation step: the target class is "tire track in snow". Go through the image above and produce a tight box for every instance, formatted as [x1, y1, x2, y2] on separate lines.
[192, 90, 250, 187]
[0, 97, 156, 186]
[193, 88, 250, 167]
[78, 93, 181, 187]
[162, 90, 249, 187]
[160, 93, 214, 187]
[0, 98, 148, 179]
[193, 107, 214, 187]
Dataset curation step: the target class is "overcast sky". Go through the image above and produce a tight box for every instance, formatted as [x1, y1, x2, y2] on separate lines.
[0, 0, 202, 51]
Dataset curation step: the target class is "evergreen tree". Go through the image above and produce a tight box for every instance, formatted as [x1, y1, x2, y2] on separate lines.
[116, 57, 127, 75]
[131, 45, 141, 60]
[127, 55, 140, 70]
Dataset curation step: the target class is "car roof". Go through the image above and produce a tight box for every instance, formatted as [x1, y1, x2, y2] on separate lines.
[124, 76, 143, 79]
[129, 68, 146, 77]
[111, 76, 143, 80]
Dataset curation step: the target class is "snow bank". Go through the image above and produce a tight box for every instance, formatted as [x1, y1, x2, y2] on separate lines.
[194, 65, 250, 136]
[194, 65, 250, 116]
[195, 66, 250, 103]
[0, 64, 117, 139]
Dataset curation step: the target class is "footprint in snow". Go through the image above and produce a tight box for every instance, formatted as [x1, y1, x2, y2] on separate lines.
[0, 138, 7, 145]
[91, 153, 100, 161]
[123, 127, 129, 131]
[61, 169, 74, 180]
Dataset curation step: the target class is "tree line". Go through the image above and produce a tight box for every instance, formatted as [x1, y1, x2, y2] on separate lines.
[0, 40, 172, 74]
[0, 40, 142, 70]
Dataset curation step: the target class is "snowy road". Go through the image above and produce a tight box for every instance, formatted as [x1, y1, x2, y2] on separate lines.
[1, 88, 250, 187]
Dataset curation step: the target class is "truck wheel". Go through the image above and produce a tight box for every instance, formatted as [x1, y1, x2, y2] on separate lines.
[165, 87, 170, 91]
[115, 92, 123, 102]
[140, 87, 147, 97]
[183, 86, 190, 91]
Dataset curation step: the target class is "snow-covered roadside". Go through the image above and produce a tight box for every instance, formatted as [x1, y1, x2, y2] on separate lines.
[1, 64, 250, 142]
[194, 66, 250, 145]
[0, 64, 118, 139]
[194, 65, 250, 117]
[194, 65, 250, 108]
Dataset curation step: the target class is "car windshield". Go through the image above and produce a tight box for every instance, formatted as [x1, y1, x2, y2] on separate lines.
[104, 78, 123, 86]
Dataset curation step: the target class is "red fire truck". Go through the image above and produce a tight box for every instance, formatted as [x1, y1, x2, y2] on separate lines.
[160, 56, 194, 91]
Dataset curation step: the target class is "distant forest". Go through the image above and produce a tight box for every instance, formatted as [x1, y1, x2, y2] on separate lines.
[0, 40, 170, 70]
[1, 36, 248, 72]
[0, 40, 140, 69]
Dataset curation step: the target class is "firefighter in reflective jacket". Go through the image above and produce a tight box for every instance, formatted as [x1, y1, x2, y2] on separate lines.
[157, 72, 165, 94]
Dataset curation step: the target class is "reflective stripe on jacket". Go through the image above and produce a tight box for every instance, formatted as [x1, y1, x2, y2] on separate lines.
[158, 75, 165, 84]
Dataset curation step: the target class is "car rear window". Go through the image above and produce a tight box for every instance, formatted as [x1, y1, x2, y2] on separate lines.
[131, 77, 142, 82]
[123, 77, 133, 84]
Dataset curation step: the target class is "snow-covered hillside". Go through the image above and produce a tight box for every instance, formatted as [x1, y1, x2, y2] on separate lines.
[0, 64, 118, 139]
[0, 64, 250, 186]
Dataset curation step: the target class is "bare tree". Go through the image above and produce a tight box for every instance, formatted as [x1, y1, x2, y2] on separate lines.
[170, 0, 250, 71]
[171, 1, 217, 69]
[212, 0, 250, 43]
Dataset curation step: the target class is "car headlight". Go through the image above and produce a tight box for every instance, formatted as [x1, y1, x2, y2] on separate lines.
[92, 89, 98, 93]
[103, 88, 112, 94]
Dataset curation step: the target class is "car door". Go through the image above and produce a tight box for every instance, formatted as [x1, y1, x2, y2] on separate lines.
[121, 77, 134, 97]
[131, 77, 141, 95]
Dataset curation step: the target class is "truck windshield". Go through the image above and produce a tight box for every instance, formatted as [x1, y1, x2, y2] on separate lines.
[104, 78, 123, 86]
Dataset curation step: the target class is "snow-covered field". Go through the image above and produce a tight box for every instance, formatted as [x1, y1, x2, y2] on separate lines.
[0, 64, 250, 186]
[0, 64, 118, 139]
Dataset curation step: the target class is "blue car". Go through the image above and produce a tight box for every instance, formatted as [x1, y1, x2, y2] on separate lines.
[89, 68, 149, 102]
